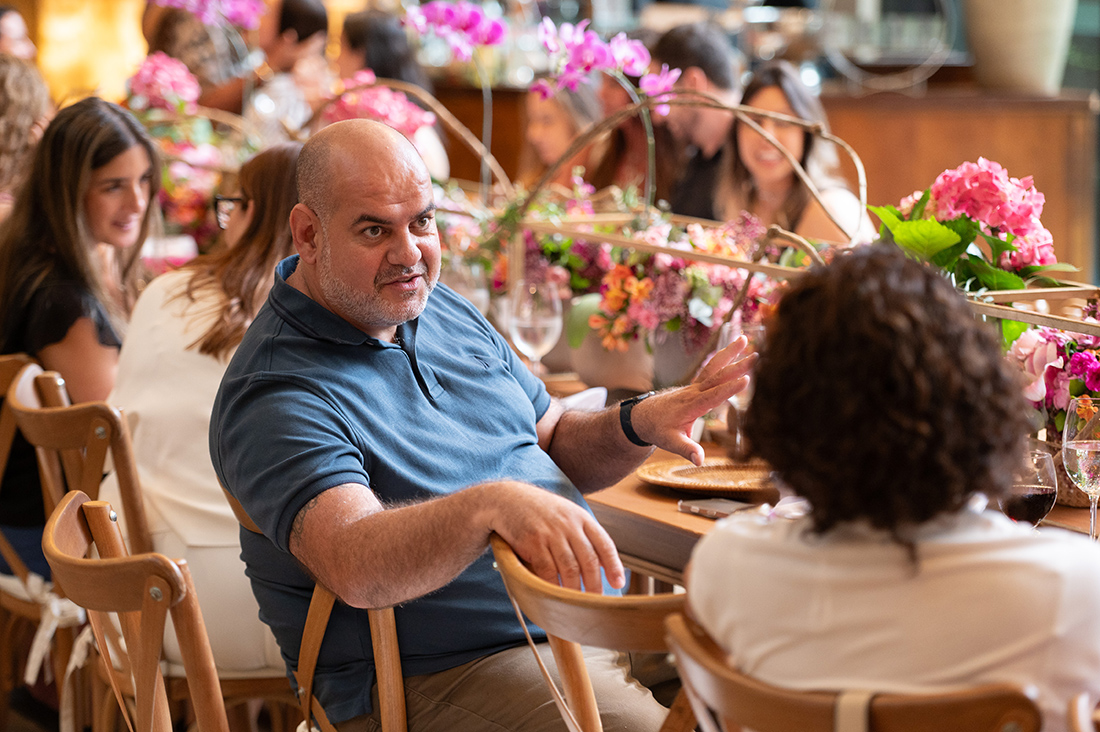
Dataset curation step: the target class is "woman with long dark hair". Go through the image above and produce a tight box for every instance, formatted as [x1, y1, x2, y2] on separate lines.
[716, 60, 873, 244]
[0, 97, 160, 576]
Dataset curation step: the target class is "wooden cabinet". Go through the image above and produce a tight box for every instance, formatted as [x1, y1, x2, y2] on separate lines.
[822, 88, 1099, 282]
[432, 84, 529, 186]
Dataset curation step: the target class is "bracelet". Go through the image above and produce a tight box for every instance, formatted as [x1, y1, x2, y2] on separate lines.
[619, 391, 655, 447]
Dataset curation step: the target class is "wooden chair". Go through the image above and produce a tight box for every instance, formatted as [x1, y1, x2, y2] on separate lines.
[489, 533, 695, 732]
[0, 356, 87, 731]
[220, 487, 408, 732]
[663, 612, 1043, 732]
[43, 489, 231, 732]
[7, 365, 299, 732]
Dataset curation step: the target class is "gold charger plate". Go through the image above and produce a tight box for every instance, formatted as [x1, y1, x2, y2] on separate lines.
[635, 457, 779, 501]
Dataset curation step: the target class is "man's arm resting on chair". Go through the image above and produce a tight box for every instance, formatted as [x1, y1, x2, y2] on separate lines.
[288, 479, 625, 609]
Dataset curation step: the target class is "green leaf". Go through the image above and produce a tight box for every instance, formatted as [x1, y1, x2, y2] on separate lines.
[910, 189, 931, 220]
[1019, 262, 1079, 277]
[1001, 319, 1029, 350]
[889, 219, 961, 260]
[566, 294, 601, 348]
[868, 205, 903, 231]
[930, 240, 969, 269]
[939, 216, 981, 248]
[980, 231, 1016, 263]
[1055, 411, 1066, 433]
[967, 257, 1026, 291]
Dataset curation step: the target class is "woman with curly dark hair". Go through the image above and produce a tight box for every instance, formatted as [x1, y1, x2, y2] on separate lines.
[687, 245, 1100, 732]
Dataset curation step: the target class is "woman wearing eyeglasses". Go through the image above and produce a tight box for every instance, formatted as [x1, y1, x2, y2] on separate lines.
[99, 142, 301, 675]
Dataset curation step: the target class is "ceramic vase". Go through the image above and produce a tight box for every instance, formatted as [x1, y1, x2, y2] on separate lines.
[570, 332, 654, 395]
[964, 0, 1078, 95]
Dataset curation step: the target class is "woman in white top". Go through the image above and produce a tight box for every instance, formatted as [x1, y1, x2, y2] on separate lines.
[715, 60, 874, 245]
[687, 245, 1100, 732]
[101, 142, 301, 673]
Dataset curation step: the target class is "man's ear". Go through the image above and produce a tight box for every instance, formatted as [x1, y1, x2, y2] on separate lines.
[679, 66, 709, 92]
[289, 203, 321, 264]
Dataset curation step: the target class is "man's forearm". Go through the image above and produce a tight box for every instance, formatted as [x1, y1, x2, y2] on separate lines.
[291, 479, 623, 607]
[291, 483, 496, 609]
[546, 406, 654, 493]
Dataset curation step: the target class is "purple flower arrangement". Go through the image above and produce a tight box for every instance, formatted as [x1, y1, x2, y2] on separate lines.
[1007, 305, 1100, 432]
[152, 0, 265, 30]
[405, 1, 507, 61]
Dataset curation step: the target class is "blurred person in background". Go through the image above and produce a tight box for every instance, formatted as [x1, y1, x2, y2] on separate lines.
[334, 8, 449, 180]
[653, 22, 743, 220]
[338, 9, 433, 94]
[519, 79, 602, 191]
[587, 27, 681, 204]
[246, 0, 331, 143]
[0, 97, 160, 577]
[100, 143, 301, 678]
[0, 5, 35, 60]
[0, 55, 51, 223]
[716, 60, 873, 244]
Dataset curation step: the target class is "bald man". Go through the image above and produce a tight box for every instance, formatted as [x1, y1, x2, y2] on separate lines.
[211, 119, 753, 732]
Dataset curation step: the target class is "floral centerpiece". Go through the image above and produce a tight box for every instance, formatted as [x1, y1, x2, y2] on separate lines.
[871, 158, 1072, 293]
[1007, 301, 1100, 435]
[583, 213, 773, 353]
[123, 52, 244, 253]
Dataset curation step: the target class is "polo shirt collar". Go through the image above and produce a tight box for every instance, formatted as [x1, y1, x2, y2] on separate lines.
[269, 255, 413, 348]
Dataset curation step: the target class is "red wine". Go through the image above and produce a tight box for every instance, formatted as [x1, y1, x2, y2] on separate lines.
[1000, 486, 1057, 524]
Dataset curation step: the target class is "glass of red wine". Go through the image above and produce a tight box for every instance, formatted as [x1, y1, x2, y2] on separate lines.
[999, 451, 1058, 528]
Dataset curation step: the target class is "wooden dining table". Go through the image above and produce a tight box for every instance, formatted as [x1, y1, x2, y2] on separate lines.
[589, 446, 1096, 586]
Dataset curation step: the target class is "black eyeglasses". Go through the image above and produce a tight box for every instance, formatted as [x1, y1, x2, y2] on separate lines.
[214, 195, 248, 230]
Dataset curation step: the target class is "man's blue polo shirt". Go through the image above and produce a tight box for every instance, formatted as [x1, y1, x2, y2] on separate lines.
[210, 256, 589, 723]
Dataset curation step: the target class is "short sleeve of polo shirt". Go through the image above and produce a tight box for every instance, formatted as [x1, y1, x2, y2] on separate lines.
[213, 374, 372, 552]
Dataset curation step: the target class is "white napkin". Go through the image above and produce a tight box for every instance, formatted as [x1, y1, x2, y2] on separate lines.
[560, 387, 608, 412]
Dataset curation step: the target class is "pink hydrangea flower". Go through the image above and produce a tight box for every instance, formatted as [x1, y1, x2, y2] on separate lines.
[127, 52, 201, 114]
[928, 157, 1046, 240]
[999, 226, 1056, 270]
[323, 70, 436, 136]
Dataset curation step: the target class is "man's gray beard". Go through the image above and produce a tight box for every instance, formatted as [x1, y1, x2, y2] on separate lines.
[317, 240, 435, 332]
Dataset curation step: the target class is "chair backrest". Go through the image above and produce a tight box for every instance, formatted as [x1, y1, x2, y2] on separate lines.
[663, 613, 1043, 732]
[489, 534, 688, 732]
[7, 365, 154, 555]
[219, 485, 407, 732]
[43, 490, 230, 732]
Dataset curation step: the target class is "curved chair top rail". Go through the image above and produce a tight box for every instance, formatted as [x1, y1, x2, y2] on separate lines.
[490, 534, 684, 653]
[664, 613, 1042, 732]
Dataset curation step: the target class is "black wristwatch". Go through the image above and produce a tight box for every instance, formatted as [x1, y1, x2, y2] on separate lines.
[619, 391, 656, 447]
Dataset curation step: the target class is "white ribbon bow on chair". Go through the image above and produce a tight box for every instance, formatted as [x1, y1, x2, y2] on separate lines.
[23, 572, 87, 685]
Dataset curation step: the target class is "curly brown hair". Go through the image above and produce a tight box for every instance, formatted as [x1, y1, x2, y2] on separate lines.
[744, 245, 1029, 546]
[0, 55, 50, 194]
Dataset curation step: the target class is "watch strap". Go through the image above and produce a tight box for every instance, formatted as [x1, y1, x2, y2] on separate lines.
[619, 391, 655, 447]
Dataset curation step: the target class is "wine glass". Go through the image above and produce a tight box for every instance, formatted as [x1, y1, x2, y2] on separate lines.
[1063, 396, 1100, 539]
[717, 320, 765, 460]
[509, 279, 562, 375]
[999, 451, 1058, 528]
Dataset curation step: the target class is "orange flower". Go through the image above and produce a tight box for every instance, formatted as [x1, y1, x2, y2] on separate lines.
[1078, 395, 1098, 420]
